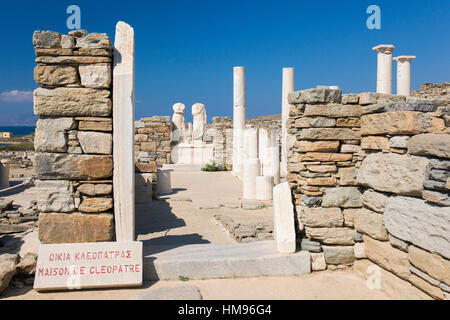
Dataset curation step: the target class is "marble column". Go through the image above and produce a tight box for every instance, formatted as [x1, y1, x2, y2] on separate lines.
[393, 56, 416, 96]
[0, 160, 10, 189]
[113, 21, 135, 242]
[243, 158, 260, 200]
[233, 67, 246, 179]
[258, 128, 270, 175]
[157, 169, 173, 195]
[255, 176, 274, 201]
[372, 45, 395, 94]
[281, 68, 294, 178]
[244, 127, 258, 161]
[273, 182, 296, 254]
[267, 146, 280, 185]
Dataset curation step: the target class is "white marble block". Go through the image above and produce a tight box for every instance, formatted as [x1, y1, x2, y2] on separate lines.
[255, 176, 274, 201]
[113, 21, 135, 242]
[243, 158, 260, 200]
[157, 169, 173, 195]
[0, 160, 10, 189]
[273, 182, 296, 254]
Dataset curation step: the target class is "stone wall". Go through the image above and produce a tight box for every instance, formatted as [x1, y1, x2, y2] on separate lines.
[33, 30, 115, 244]
[412, 82, 450, 100]
[135, 116, 172, 196]
[356, 93, 449, 300]
[206, 117, 233, 169]
[286, 87, 450, 299]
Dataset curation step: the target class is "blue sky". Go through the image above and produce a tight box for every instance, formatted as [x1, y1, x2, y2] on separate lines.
[0, 0, 448, 125]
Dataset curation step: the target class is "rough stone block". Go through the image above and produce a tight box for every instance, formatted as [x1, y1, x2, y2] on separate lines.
[357, 153, 430, 196]
[354, 208, 389, 241]
[34, 65, 78, 86]
[303, 104, 362, 117]
[77, 131, 112, 155]
[305, 227, 355, 245]
[38, 213, 114, 244]
[79, 197, 113, 213]
[408, 134, 450, 159]
[384, 196, 450, 259]
[36, 180, 75, 213]
[408, 245, 450, 286]
[361, 136, 390, 150]
[322, 246, 355, 265]
[294, 141, 340, 152]
[33, 31, 61, 48]
[288, 88, 342, 104]
[35, 117, 76, 153]
[298, 128, 361, 141]
[79, 63, 111, 88]
[361, 111, 426, 135]
[75, 33, 113, 50]
[361, 189, 387, 213]
[322, 187, 363, 208]
[302, 207, 344, 228]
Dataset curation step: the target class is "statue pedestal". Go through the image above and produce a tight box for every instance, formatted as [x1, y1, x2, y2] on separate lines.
[171, 142, 214, 166]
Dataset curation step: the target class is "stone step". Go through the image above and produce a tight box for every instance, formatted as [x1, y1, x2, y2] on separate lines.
[161, 164, 204, 171]
[143, 240, 311, 281]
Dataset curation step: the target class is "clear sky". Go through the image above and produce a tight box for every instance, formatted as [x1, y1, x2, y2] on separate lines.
[0, 0, 448, 125]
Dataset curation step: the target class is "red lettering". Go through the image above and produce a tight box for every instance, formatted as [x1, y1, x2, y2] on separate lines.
[49, 254, 54, 262]
[126, 250, 131, 259]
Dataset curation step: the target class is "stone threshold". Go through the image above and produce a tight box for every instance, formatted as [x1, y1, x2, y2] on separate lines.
[143, 240, 311, 281]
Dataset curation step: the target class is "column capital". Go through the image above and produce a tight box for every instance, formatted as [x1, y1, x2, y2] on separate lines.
[393, 55, 416, 63]
[372, 44, 395, 54]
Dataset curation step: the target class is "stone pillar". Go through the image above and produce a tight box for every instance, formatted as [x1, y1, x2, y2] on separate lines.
[282, 68, 294, 178]
[393, 56, 416, 96]
[258, 128, 270, 175]
[233, 67, 246, 179]
[255, 176, 274, 201]
[0, 160, 10, 189]
[157, 169, 172, 195]
[113, 21, 135, 242]
[243, 158, 260, 200]
[266, 146, 280, 185]
[372, 45, 395, 94]
[273, 182, 296, 254]
[244, 127, 258, 162]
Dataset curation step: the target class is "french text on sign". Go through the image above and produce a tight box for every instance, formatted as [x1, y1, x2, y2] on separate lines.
[34, 241, 143, 291]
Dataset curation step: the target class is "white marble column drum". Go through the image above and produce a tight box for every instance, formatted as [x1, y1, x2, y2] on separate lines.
[265, 146, 280, 185]
[157, 169, 173, 195]
[243, 158, 260, 200]
[113, 21, 135, 242]
[258, 128, 270, 175]
[393, 56, 416, 96]
[281, 68, 294, 178]
[244, 127, 258, 162]
[233, 67, 246, 179]
[0, 160, 10, 189]
[372, 45, 395, 94]
[255, 176, 274, 201]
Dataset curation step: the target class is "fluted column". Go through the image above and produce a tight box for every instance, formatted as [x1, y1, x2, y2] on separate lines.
[393, 56, 416, 96]
[373, 45, 395, 94]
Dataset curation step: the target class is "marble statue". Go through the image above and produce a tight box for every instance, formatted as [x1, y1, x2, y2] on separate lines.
[192, 103, 206, 142]
[172, 103, 186, 143]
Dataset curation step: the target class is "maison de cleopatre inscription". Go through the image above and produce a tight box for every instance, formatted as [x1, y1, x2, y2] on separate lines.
[32, 21, 143, 291]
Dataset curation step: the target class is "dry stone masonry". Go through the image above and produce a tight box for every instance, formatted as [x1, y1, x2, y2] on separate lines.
[33, 30, 115, 244]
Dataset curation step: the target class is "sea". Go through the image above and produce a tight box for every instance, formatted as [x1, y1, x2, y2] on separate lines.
[0, 126, 36, 137]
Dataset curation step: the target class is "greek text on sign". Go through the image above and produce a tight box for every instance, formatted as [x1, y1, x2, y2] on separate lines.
[34, 241, 143, 291]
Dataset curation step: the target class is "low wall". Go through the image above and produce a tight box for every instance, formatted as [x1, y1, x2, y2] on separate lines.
[33, 30, 115, 244]
[287, 87, 449, 299]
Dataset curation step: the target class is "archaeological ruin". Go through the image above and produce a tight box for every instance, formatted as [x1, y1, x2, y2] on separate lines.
[0, 20, 448, 299]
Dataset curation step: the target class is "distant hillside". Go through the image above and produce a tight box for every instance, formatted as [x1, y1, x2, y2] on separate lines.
[248, 114, 281, 121]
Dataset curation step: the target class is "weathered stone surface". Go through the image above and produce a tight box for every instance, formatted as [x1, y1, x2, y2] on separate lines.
[363, 235, 411, 280]
[33, 31, 61, 48]
[302, 152, 352, 162]
[35, 117, 76, 153]
[75, 33, 113, 50]
[77, 117, 112, 132]
[16, 253, 37, 275]
[298, 128, 360, 141]
[305, 177, 337, 186]
[358, 92, 377, 105]
[273, 183, 296, 253]
[409, 274, 444, 300]
[384, 101, 439, 113]
[303, 104, 362, 117]
[322, 187, 363, 208]
[294, 140, 340, 152]
[307, 165, 337, 173]
[354, 208, 389, 241]
[388, 234, 409, 252]
[34, 87, 111, 117]
[0, 224, 34, 234]
[342, 209, 361, 227]
[339, 167, 357, 186]
[429, 169, 449, 182]
[322, 246, 355, 265]
[302, 207, 344, 227]
[0, 254, 18, 294]
[357, 153, 430, 196]
[79, 197, 113, 213]
[36, 56, 110, 64]
[288, 88, 342, 104]
[300, 238, 322, 253]
[132, 285, 202, 300]
[408, 134, 450, 159]
[361, 111, 426, 135]
[310, 252, 326, 271]
[408, 245, 450, 286]
[34, 65, 78, 86]
[79, 63, 111, 88]
[422, 190, 450, 206]
[36, 180, 75, 213]
[61, 35, 75, 49]
[295, 117, 335, 128]
[336, 118, 360, 127]
[77, 184, 112, 196]
[361, 189, 387, 213]
[389, 136, 410, 149]
[342, 94, 359, 104]
[361, 136, 389, 150]
[38, 213, 114, 244]
[354, 242, 366, 259]
[384, 196, 450, 259]
[305, 227, 354, 245]
[77, 131, 112, 155]
[35, 153, 113, 180]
